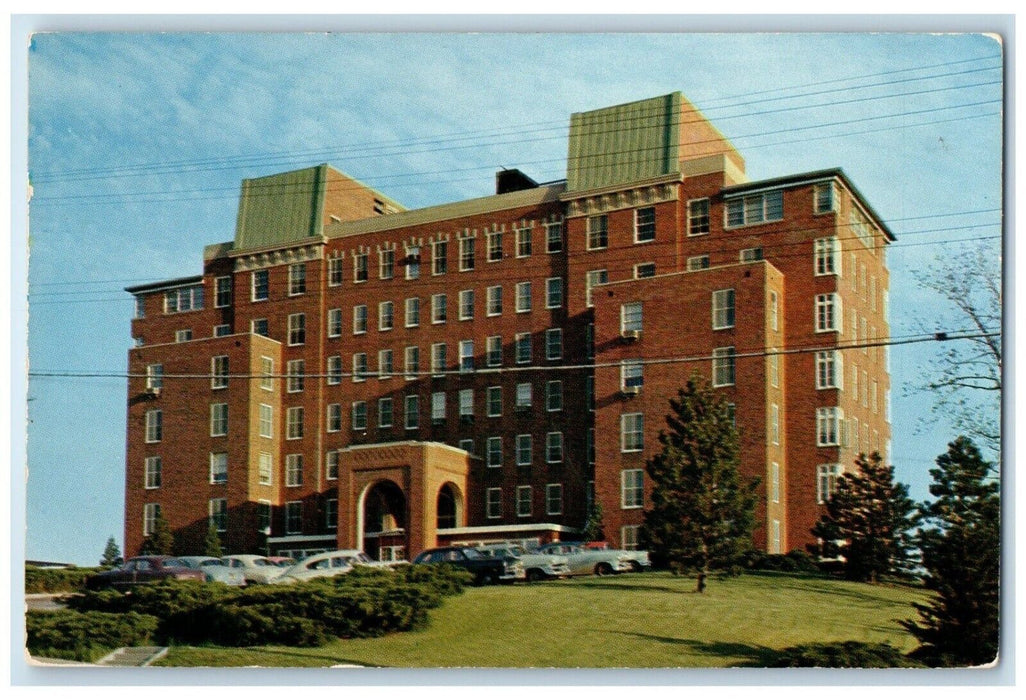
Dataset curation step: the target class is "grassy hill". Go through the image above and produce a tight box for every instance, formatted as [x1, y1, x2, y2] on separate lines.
[157, 571, 926, 668]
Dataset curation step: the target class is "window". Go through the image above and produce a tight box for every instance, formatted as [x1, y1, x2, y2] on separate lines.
[143, 503, 161, 536]
[378, 350, 394, 379]
[353, 252, 368, 282]
[432, 294, 448, 324]
[687, 198, 710, 235]
[144, 456, 161, 489]
[288, 263, 306, 296]
[515, 382, 532, 410]
[771, 462, 780, 503]
[486, 488, 502, 519]
[545, 220, 563, 253]
[769, 351, 779, 388]
[815, 293, 842, 333]
[352, 353, 368, 382]
[769, 291, 779, 332]
[285, 501, 302, 534]
[215, 276, 232, 308]
[586, 323, 595, 360]
[209, 498, 228, 532]
[516, 434, 532, 466]
[816, 351, 843, 390]
[214, 324, 232, 337]
[486, 335, 502, 367]
[431, 343, 447, 376]
[459, 389, 474, 420]
[725, 190, 783, 227]
[379, 249, 395, 280]
[546, 484, 563, 516]
[622, 360, 643, 391]
[862, 369, 869, 407]
[712, 346, 736, 387]
[516, 486, 532, 518]
[546, 432, 563, 463]
[621, 469, 644, 508]
[259, 452, 273, 485]
[487, 386, 502, 417]
[487, 228, 503, 262]
[379, 301, 394, 331]
[210, 452, 228, 484]
[515, 282, 532, 313]
[815, 182, 836, 214]
[145, 364, 163, 391]
[545, 329, 562, 360]
[620, 302, 643, 334]
[545, 277, 563, 308]
[252, 270, 269, 302]
[352, 401, 368, 430]
[459, 236, 475, 271]
[328, 256, 343, 286]
[585, 270, 608, 307]
[586, 376, 595, 411]
[145, 410, 162, 443]
[210, 403, 228, 437]
[587, 214, 608, 250]
[325, 498, 338, 530]
[852, 416, 861, 454]
[327, 356, 342, 385]
[740, 247, 763, 262]
[712, 289, 735, 329]
[487, 437, 502, 467]
[164, 285, 204, 313]
[405, 245, 421, 280]
[770, 404, 780, 445]
[432, 240, 448, 275]
[405, 297, 420, 327]
[621, 413, 644, 452]
[258, 404, 273, 438]
[286, 407, 304, 440]
[546, 380, 563, 411]
[327, 403, 342, 432]
[686, 255, 710, 272]
[175, 329, 192, 343]
[405, 346, 420, 379]
[287, 313, 306, 346]
[849, 207, 876, 249]
[515, 333, 531, 364]
[621, 525, 641, 551]
[405, 395, 420, 429]
[486, 286, 502, 316]
[459, 290, 474, 320]
[252, 318, 269, 337]
[257, 500, 272, 532]
[816, 407, 844, 446]
[284, 454, 303, 487]
[515, 225, 532, 257]
[634, 206, 656, 243]
[459, 340, 474, 372]
[286, 359, 305, 393]
[817, 464, 842, 503]
[872, 380, 879, 414]
[814, 237, 840, 276]
[379, 397, 394, 428]
[135, 297, 146, 319]
[634, 262, 656, 279]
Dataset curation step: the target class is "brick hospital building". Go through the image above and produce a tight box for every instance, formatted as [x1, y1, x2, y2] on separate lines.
[123, 93, 892, 560]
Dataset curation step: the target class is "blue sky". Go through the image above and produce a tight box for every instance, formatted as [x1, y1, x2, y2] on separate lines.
[20, 30, 1003, 565]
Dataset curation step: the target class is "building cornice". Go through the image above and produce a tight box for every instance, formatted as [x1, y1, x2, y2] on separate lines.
[561, 175, 680, 219]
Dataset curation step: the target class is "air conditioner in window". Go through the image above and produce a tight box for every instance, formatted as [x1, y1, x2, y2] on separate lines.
[622, 385, 640, 396]
[145, 386, 161, 397]
[621, 329, 641, 341]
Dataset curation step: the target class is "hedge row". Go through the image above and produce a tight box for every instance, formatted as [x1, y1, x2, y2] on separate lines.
[26, 610, 159, 662]
[771, 641, 925, 668]
[25, 566, 103, 594]
[68, 564, 471, 648]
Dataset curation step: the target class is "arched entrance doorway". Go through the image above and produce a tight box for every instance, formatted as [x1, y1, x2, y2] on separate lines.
[436, 482, 464, 530]
[360, 480, 407, 561]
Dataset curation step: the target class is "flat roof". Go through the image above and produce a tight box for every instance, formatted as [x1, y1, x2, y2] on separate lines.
[124, 275, 203, 295]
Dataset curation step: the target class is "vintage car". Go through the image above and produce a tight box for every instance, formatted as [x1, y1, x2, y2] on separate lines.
[531, 542, 632, 576]
[85, 556, 206, 590]
[412, 546, 525, 585]
[475, 543, 571, 581]
[219, 554, 288, 584]
[582, 541, 652, 572]
[272, 549, 397, 584]
[174, 556, 246, 586]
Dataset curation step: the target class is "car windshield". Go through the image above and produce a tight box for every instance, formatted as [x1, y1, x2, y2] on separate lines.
[164, 559, 187, 567]
[461, 548, 484, 559]
[200, 559, 221, 566]
[254, 558, 273, 566]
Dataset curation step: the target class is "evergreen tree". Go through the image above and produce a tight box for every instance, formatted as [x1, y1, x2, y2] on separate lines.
[640, 375, 758, 593]
[901, 436, 1000, 666]
[581, 502, 605, 542]
[99, 536, 123, 568]
[811, 452, 915, 583]
[203, 522, 224, 558]
[140, 513, 175, 555]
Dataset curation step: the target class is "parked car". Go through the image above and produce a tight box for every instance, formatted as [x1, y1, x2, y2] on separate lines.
[265, 556, 296, 568]
[220, 554, 288, 584]
[413, 546, 525, 585]
[84, 556, 206, 590]
[581, 541, 652, 572]
[174, 556, 246, 586]
[476, 543, 571, 582]
[531, 542, 632, 576]
[272, 550, 393, 584]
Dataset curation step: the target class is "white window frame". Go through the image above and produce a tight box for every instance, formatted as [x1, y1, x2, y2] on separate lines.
[634, 206, 656, 243]
[586, 214, 608, 250]
[487, 228, 503, 262]
[405, 245, 421, 280]
[459, 388, 474, 419]
[209, 452, 228, 485]
[724, 189, 783, 228]
[712, 289, 735, 330]
[432, 294, 448, 324]
[770, 404, 780, 445]
[258, 452, 273, 485]
[815, 350, 843, 390]
[145, 409, 162, 443]
[487, 436, 502, 467]
[486, 335, 502, 367]
[379, 248, 395, 280]
[258, 404, 273, 438]
[712, 346, 736, 387]
[143, 503, 161, 536]
[515, 332, 531, 364]
[327, 355, 342, 385]
[353, 305, 368, 335]
[546, 484, 563, 516]
[379, 301, 394, 331]
[458, 290, 474, 321]
[515, 225, 532, 257]
[353, 251, 368, 283]
[486, 286, 502, 316]
[328, 256, 343, 286]
[405, 346, 420, 380]
[621, 469, 644, 508]
[378, 397, 394, 428]
[431, 240, 447, 275]
[814, 237, 841, 276]
[286, 406, 304, 440]
[515, 281, 532, 313]
[285, 501, 302, 534]
[634, 262, 656, 279]
[251, 269, 269, 302]
[209, 498, 228, 532]
[144, 456, 161, 489]
[516, 434, 532, 466]
[816, 407, 844, 447]
[326, 403, 342, 433]
[327, 308, 343, 338]
[486, 488, 502, 519]
[405, 297, 420, 327]
[546, 431, 563, 463]
[815, 293, 843, 333]
[815, 182, 837, 214]
[458, 236, 475, 271]
[214, 276, 232, 308]
[459, 340, 474, 372]
[771, 462, 780, 504]
[405, 395, 420, 429]
[545, 220, 563, 253]
[352, 401, 368, 430]
[545, 277, 564, 309]
[621, 302, 642, 333]
[288, 262, 306, 296]
[546, 380, 562, 412]
[687, 198, 710, 236]
[211, 355, 229, 390]
[516, 486, 533, 518]
[515, 382, 532, 410]
[287, 313, 306, 346]
[487, 386, 502, 417]
[286, 359, 305, 393]
[210, 403, 228, 437]
[621, 413, 644, 452]
[817, 463, 843, 503]
[352, 353, 368, 382]
[285, 454, 303, 487]
[545, 328, 562, 361]
[585, 269, 608, 308]
[431, 343, 447, 377]
[621, 360, 643, 391]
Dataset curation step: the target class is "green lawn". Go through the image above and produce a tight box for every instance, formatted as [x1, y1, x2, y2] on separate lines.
[157, 571, 926, 668]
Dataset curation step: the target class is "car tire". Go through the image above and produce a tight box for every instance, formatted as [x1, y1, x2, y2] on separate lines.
[594, 562, 613, 576]
[526, 569, 544, 583]
[629, 561, 644, 573]
[476, 571, 495, 586]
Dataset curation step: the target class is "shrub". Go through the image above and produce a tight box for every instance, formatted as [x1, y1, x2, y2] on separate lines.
[25, 566, 102, 594]
[771, 641, 924, 668]
[26, 610, 159, 662]
[745, 550, 821, 574]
